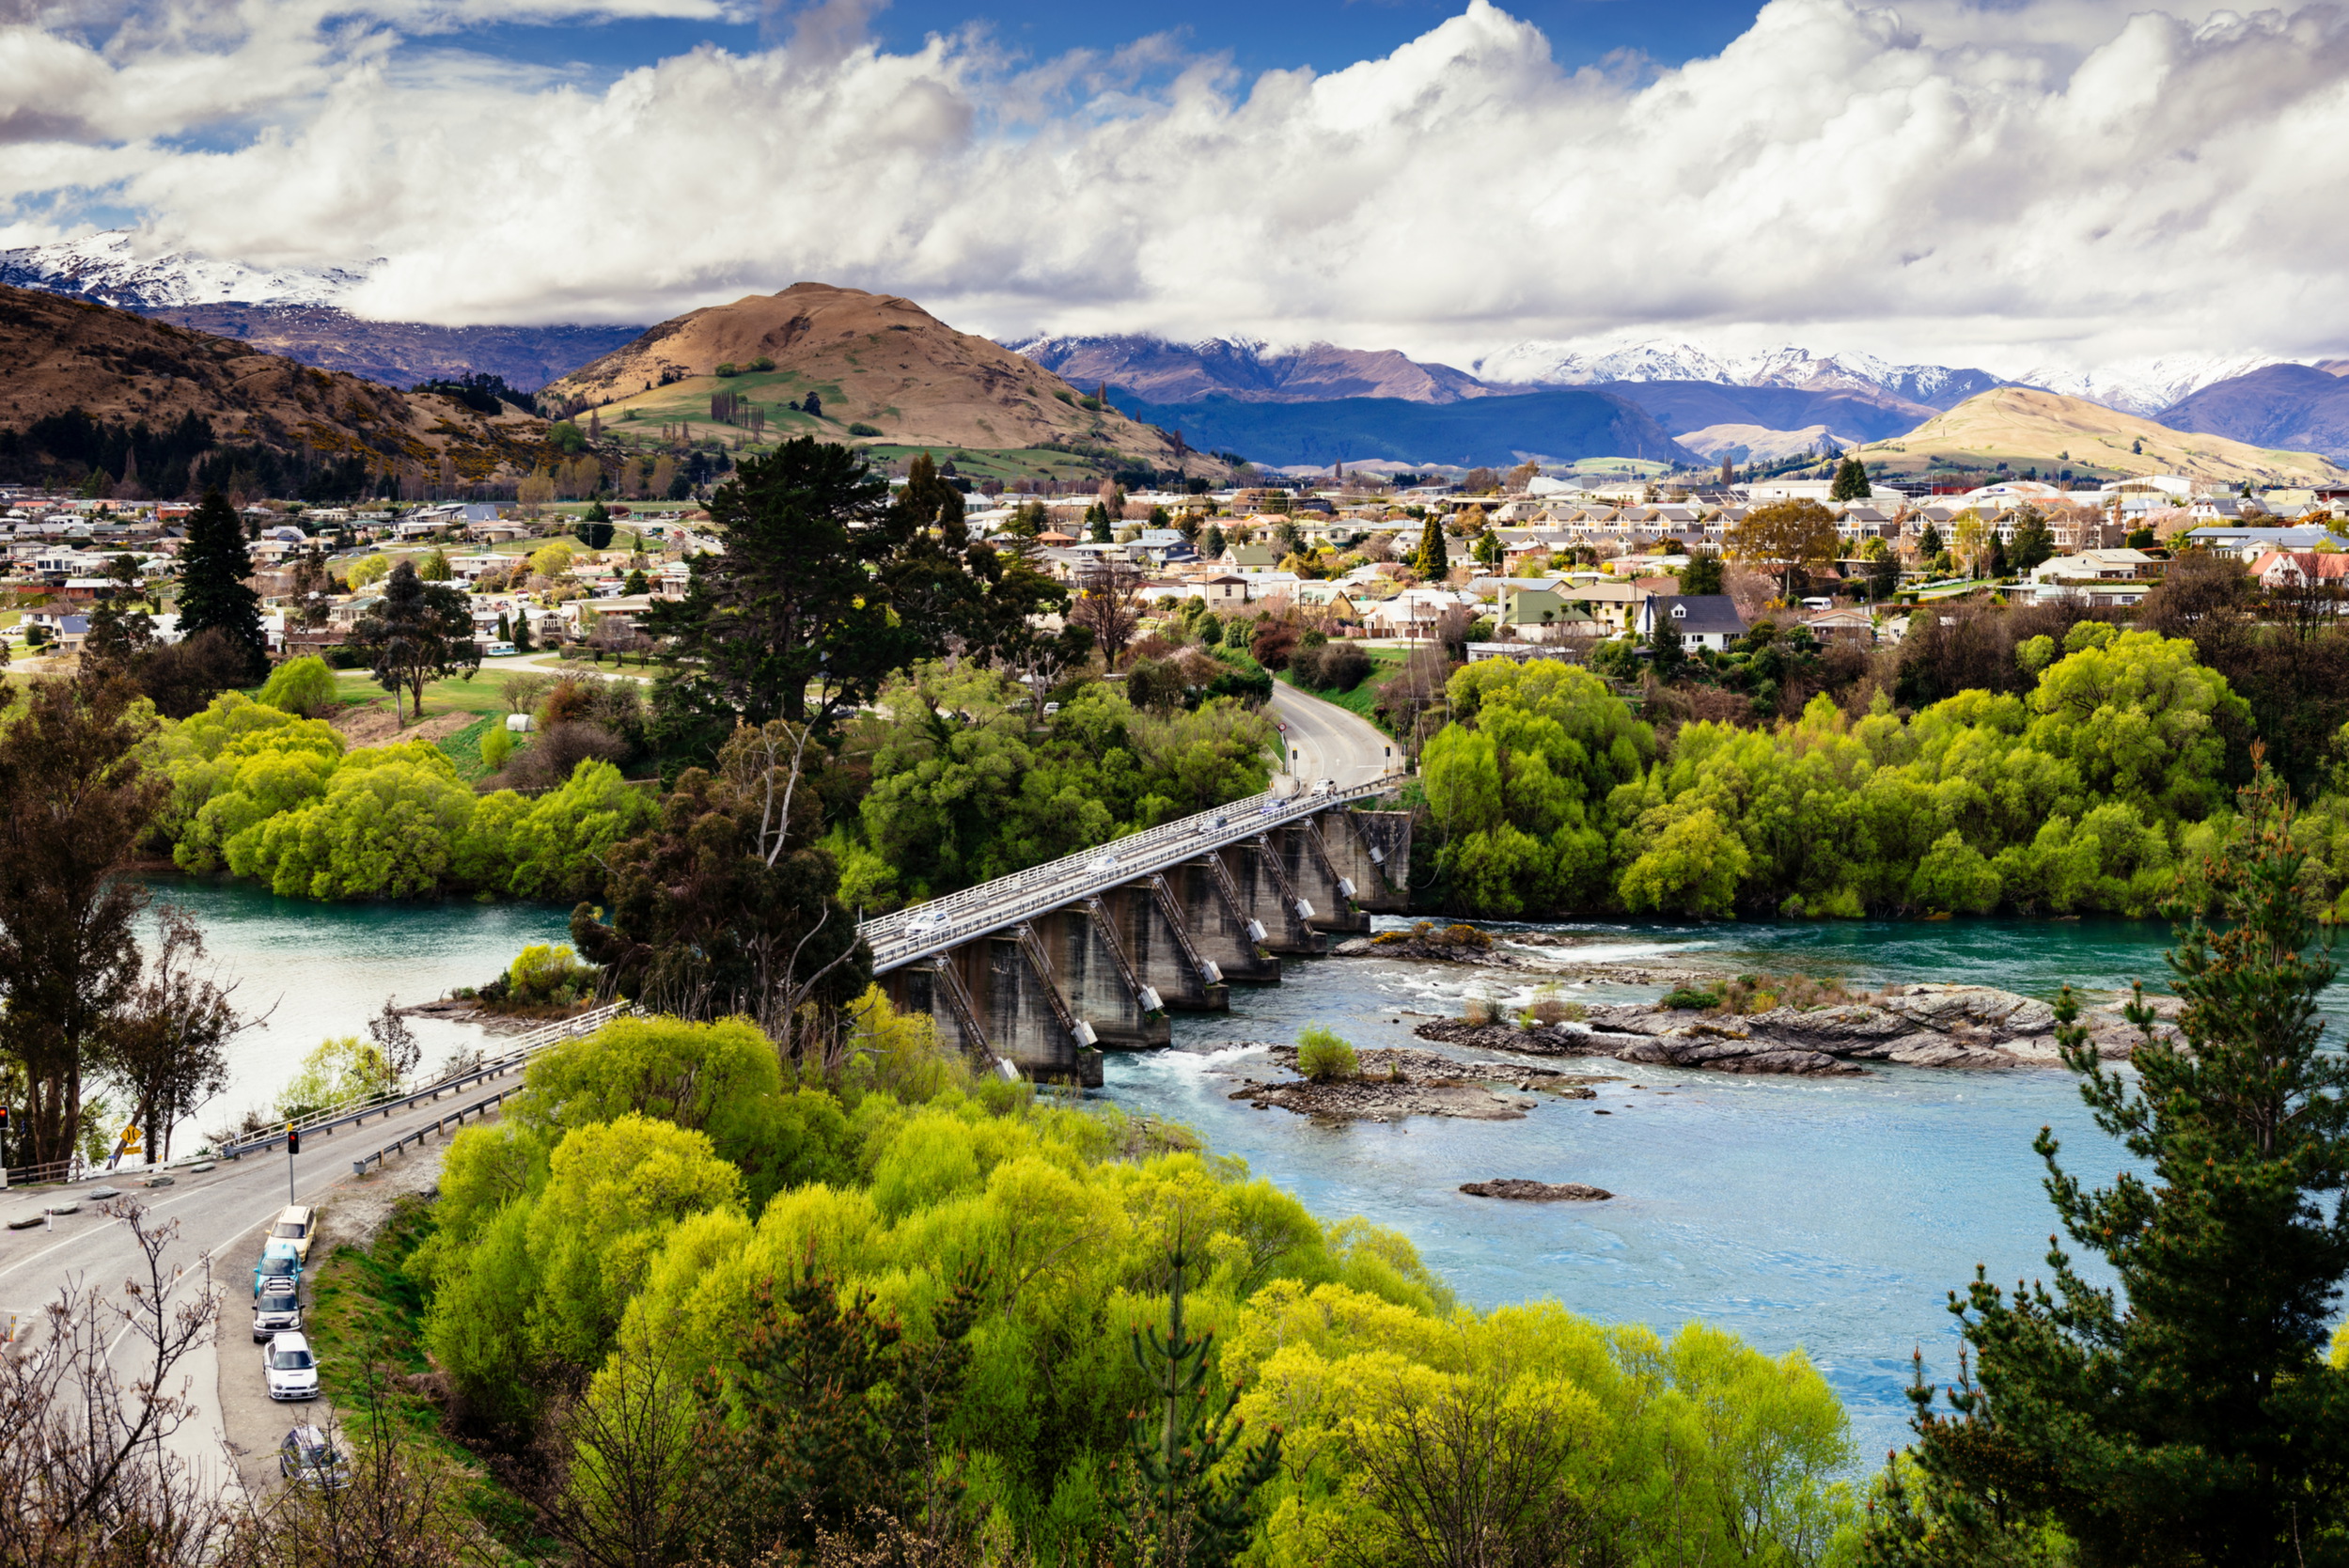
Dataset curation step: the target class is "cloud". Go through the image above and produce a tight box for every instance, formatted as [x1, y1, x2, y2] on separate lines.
[8, 0, 2349, 371]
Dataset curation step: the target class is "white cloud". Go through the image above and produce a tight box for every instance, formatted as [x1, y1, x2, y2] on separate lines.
[7, 0, 2349, 374]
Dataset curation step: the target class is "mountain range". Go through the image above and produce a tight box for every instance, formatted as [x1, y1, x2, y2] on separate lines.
[6, 230, 2349, 470]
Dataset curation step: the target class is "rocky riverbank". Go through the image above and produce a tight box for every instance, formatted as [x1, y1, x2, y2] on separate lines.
[1417, 983, 2172, 1074]
[1221, 1043, 1607, 1122]
[1460, 1178, 1613, 1201]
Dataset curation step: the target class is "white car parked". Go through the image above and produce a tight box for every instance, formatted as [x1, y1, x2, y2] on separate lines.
[263, 1332, 321, 1401]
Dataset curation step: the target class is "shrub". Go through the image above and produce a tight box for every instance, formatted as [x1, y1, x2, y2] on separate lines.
[1287, 644, 1325, 688]
[1253, 621, 1299, 670]
[714, 362, 739, 377]
[1460, 995, 1502, 1025]
[1315, 642, 1372, 692]
[1660, 985, 1723, 1011]
[506, 943, 597, 1007]
[479, 724, 514, 773]
[847, 421, 884, 437]
[748, 355, 775, 371]
[1295, 1025, 1359, 1082]
[258, 655, 338, 717]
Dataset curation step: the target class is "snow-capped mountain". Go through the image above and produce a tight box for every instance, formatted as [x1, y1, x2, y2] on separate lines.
[0, 229, 374, 309]
[2008, 354, 2290, 418]
[1469, 337, 2005, 410]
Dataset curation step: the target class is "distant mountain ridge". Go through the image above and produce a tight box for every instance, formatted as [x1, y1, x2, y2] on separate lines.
[1007, 334, 1496, 405]
[0, 230, 371, 310]
[1468, 338, 2011, 410]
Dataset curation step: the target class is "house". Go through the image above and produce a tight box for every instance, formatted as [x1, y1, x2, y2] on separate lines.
[1496, 586, 1599, 642]
[1198, 574, 1250, 609]
[1555, 580, 1654, 634]
[1801, 606, 1877, 645]
[1635, 594, 1748, 652]
[1361, 587, 1472, 636]
[2028, 548, 2157, 585]
[2250, 550, 2349, 589]
[2184, 525, 2333, 559]
[1220, 542, 1277, 572]
[1290, 581, 1361, 623]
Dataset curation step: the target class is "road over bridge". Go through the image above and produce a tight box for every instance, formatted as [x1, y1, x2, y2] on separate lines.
[861, 683, 1413, 1085]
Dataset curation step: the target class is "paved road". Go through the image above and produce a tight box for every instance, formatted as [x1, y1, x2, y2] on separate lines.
[0, 1090, 495, 1498]
[1266, 679, 1399, 790]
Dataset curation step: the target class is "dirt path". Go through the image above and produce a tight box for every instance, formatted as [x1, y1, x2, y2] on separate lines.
[330, 702, 479, 748]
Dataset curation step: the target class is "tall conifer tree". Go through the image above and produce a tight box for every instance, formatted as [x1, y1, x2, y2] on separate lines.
[174, 489, 266, 679]
[1867, 764, 2349, 1566]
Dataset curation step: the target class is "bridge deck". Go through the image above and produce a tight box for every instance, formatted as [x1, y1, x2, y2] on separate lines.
[858, 779, 1393, 974]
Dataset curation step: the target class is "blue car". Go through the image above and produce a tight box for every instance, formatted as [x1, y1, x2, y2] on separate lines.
[253, 1238, 302, 1298]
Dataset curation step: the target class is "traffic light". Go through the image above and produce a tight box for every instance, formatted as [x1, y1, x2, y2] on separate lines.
[286, 1123, 300, 1155]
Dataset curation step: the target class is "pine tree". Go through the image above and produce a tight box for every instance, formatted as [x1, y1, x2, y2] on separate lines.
[1087, 502, 1113, 543]
[1412, 513, 1448, 578]
[1831, 454, 1872, 502]
[1867, 764, 2349, 1566]
[1118, 1244, 1282, 1568]
[174, 489, 266, 680]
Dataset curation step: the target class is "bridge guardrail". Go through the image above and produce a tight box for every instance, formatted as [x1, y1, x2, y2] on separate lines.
[2, 1002, 635, 1189]
[860, 779, 1393, 972]
[218, 1001, 633, 1161]
[350, 1087, 513, 1176]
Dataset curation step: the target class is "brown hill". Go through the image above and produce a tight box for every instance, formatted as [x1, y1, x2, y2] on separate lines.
[541, 283, 1208, 473]
[1857, 387, 2345, 484]
[0, 284, 550, 486]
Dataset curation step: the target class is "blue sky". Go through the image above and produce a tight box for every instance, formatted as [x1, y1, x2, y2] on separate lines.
[460, 0, 1766, 84]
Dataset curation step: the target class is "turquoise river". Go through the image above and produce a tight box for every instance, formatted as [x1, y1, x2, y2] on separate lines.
[154, 880, 2344, 1465]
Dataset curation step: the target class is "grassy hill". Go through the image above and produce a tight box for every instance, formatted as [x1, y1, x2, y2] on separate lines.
[1858, 387, 2344, 484]
[542, 282, 1215, 480]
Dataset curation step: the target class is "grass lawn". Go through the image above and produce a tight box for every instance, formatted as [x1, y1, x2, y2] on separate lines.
[330, 666, 516, 718]
[437, 714, 498, 780]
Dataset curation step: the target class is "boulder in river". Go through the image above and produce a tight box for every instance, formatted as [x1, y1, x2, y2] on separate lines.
[1460, 1179, 1613, 1201]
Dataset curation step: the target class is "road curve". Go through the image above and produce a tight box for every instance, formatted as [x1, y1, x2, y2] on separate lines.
[1265, 679, 1399, 790]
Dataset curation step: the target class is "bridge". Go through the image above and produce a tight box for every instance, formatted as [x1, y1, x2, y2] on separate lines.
[862, 778, 1411, 1084]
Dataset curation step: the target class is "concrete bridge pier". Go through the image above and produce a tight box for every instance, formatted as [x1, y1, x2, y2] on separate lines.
[1131, 875, 1229, 1011]
[984, 928, 1103, 1087]
[1167, 857, 1282, 984]
[1049, 899, 1171, 1050]
[1235, 836, 1327, 955]
[1280, 819, 1370, 936]
[1318, 808, 1415, 914]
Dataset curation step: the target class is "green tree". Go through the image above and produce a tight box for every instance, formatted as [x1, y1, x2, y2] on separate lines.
[416, 547, 453, 582]
[1874, 768, 2349, 1566]
[1679, 549, 1726, 596]
[1087, 502, 1113, 543]
[1411, 512, 1449, 578]
[2009, 508, 2057, 572]
[258, 655, 338, 717]
[174, 489, 267, 681]
[1120, 1242, 1283, 1568]
[350, 560, 481, 726]
[645, 437, 908, 728]
[1830, 454, 1871, 502]
[1918, 524, 1944, 562]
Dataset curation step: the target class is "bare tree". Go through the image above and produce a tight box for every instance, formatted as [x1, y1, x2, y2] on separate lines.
[0, 1200, 226, 1568]
[99, 905, 264, 1162]
[366, 997, 420, 1084]
[530, 1342, 716, 1568]
[1067, 558, 1143, 669]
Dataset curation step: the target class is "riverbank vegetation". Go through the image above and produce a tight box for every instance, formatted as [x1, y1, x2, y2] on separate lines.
[385, 994, 1858, 1565]
[1420, 606, 2349, 920]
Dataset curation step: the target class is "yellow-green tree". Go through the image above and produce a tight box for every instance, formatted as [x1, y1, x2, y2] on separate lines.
[1730, 499, 1838, 597]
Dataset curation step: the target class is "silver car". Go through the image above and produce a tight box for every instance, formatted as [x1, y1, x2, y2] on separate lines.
[278, 1425, 350, 1491]
[252, 1278, 302, 1342]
